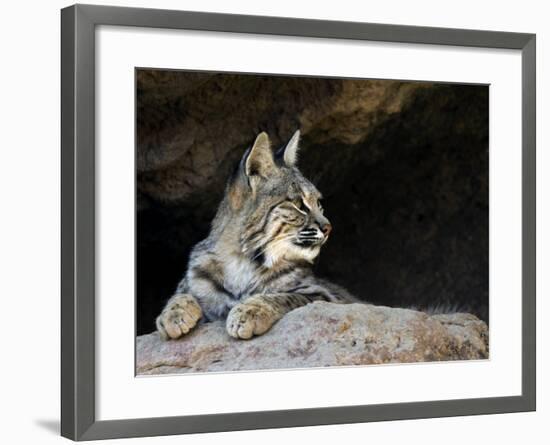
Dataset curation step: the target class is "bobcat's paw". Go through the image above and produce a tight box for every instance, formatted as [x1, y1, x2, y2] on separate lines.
[156, 294, 202, 340]
[226, 298, 278, 340]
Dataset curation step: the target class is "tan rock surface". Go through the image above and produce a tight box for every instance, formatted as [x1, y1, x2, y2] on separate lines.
[136, 302, 488, 375]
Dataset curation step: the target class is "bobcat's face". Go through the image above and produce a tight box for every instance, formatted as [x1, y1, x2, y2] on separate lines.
[228, 131, 332, 267]
[256, 174, 331, 266]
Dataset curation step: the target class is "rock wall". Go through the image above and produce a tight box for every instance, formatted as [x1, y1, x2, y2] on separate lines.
[137, 70, 488, 336]
[136, 302, 489, 374]
[136, 70, 428, 206]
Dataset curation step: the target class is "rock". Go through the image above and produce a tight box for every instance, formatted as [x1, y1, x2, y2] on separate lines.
[136, 70, 429, 205]
[136, 302, 488, 375]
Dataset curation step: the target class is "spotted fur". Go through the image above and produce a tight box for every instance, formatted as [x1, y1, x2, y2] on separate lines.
[156, 131, 358, 340]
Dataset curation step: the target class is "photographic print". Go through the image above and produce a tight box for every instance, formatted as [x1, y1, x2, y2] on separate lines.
[61, 7, 535, 438]
[135, 70, 489, 375]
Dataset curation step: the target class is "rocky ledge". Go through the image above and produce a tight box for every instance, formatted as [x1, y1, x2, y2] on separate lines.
[136, 302, 488, 375]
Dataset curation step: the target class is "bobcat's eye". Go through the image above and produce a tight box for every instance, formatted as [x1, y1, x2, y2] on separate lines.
[290, 198, 306, 211]
[317, 200, 324, 213]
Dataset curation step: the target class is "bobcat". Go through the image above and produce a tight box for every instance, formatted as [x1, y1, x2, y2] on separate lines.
[156, 130, 357, 340]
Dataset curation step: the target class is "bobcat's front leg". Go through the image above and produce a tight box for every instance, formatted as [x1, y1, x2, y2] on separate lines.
[226, 293, 315, 339]
[156, 293, 202, 340]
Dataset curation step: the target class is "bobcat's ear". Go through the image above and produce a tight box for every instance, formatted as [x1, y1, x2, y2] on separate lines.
[245, 132, 276, 178]
[228, 133, 274, 209]
[282, 130, 300, 167]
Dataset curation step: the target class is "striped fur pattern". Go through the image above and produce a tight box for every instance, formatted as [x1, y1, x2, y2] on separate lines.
[156, 131, 357, 340]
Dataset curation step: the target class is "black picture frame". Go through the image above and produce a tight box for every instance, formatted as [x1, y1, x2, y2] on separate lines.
[61, 4, 536, 441]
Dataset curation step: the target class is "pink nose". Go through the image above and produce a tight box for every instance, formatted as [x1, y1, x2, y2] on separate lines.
[321, 223, 332, 237]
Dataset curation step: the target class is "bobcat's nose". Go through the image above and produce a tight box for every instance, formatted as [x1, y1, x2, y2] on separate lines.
[320, 222, 332, 237]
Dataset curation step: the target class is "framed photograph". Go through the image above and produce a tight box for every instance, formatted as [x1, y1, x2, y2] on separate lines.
[61, 4, 536, 441]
